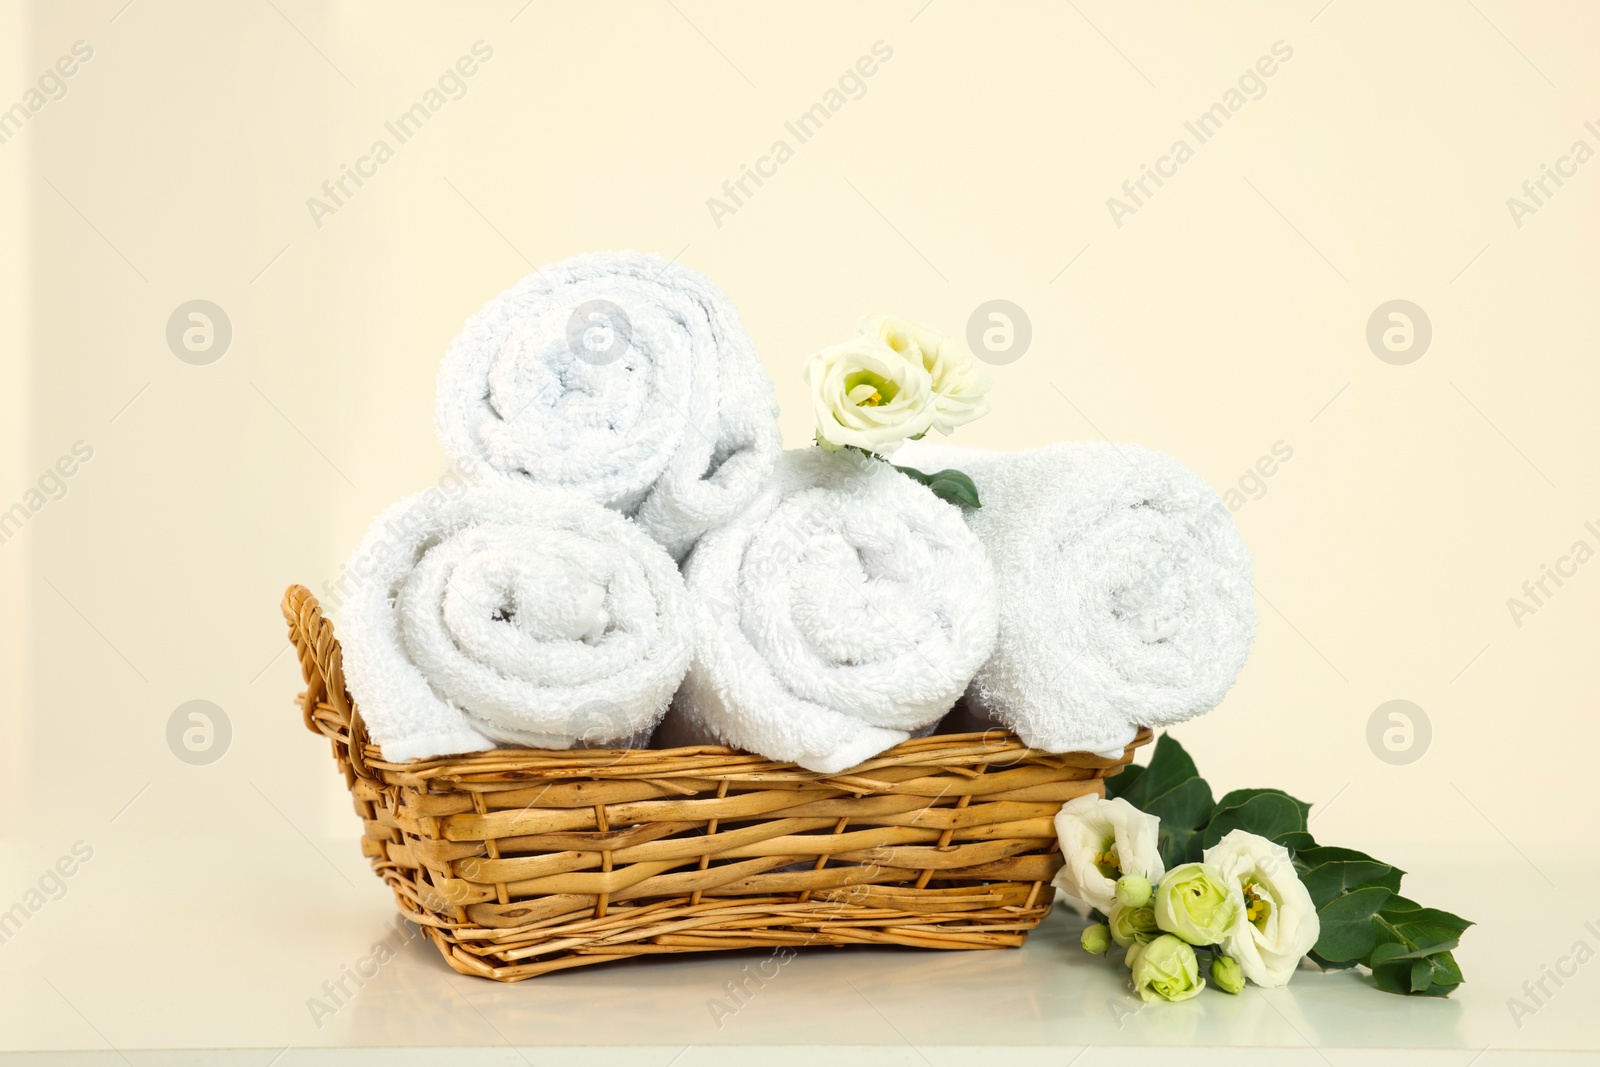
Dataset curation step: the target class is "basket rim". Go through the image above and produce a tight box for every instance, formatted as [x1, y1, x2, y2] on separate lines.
[281, 582, 1152, 783]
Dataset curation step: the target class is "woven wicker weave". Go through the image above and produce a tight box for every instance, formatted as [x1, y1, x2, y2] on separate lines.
[282, 584, 1151, 981]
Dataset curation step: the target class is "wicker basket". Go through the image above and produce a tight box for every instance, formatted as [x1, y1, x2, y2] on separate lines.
[281, 584, 1151, 981]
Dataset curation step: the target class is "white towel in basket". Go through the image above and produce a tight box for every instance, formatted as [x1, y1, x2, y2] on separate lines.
[338, 484, 692, 761]
[658, 449, 999, 774]
[435, 250, 782, 559]
[898, 440, 1256, 756]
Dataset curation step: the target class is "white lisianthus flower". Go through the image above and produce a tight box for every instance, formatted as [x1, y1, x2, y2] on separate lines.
[804, 333, 936, 453]
[862, 314, 992, 435]
[1052, 795, 1166, 916]
[1204, 830, 1321, 987]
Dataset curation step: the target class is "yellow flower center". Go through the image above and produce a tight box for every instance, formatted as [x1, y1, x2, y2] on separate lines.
[1244, 881, 1273, 930]
[843, 370, 898, 409]
[1093, 841, 1121, 879]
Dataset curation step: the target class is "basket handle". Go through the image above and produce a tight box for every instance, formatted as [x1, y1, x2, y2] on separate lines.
[281, 584, 376, 780]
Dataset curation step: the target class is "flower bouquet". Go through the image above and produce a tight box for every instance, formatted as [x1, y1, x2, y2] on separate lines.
[1058, 735, 1474, 1001]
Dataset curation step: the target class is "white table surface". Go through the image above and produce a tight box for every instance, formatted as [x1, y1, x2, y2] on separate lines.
[0, 835, 1593, 1066]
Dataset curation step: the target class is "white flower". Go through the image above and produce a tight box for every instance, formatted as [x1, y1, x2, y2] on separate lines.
[1052, 795, 1166, 916]
[1204, 830, 1321, 987]
[862, 314, 991, 434]
[804, 333, 936, 452]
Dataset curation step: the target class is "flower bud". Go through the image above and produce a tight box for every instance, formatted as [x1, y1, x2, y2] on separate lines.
[1108, 903, 1160, 948]
[1211, 954, 1246, 994]
[1131, 934, 1206, 1003]
[1081, 923, 1112, 955]
[1115, 874, 1153, 909]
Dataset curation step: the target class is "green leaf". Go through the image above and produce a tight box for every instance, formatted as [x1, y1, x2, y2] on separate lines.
[1104, 735, 1211, 866]
[1298, 848, 1404, 909]
[1369, 942, 1464, 997]
[1275, 830, 1317, 855]
[1157, 826, 1204, 869]
[1104, 762, 1143, 800]
[1418, 950, 1465, 989]
[1202, 791, 1308, 849]
[1297, 844, 1391, 867]
[1379, 900, 1475, 948]
[1307, 951, 1359, 971]
[1371, 961, 1460, 997]
[1369, 957, 1414, 995]
[1141, 776, 1214, 831]
[1362, 899, 1473, 997]
[1369, 938, 1461, 963]
[1383, 901, 1472, 932]
[1214, 788, 1311, 826]
[1313, 885, 1393, 962]
[928, 471, 981, 509]
[1410, 979, 1461, 998]
[892, 465, 982, 509]
[1379, 893, 1425, 915]
[1119, 734, 1201, 809]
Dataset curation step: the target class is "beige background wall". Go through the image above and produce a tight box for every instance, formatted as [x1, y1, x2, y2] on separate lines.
[2, 2, 28, 833]
[3, 0, 1595, 868]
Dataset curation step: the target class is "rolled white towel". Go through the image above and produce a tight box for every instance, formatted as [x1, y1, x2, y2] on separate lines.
[661, 449, 999, 774]
[338, 484, 692, 761]
[898, 441, 1256, 756]
[435, 250, 782, 559]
